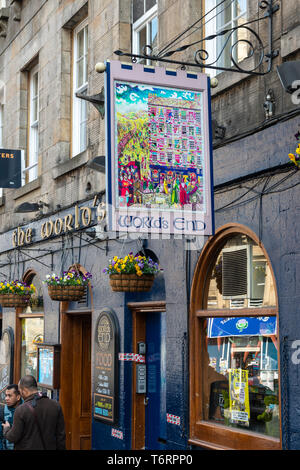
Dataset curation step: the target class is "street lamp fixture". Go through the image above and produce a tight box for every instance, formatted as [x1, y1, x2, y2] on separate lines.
[14, 201, 49, 213]
[86, 156, 106, 173]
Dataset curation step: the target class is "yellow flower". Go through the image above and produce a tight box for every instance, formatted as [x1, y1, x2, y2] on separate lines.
[21, 286, 24, 291]
[113, 256, 118, 262]
[289, 153, 296, 162]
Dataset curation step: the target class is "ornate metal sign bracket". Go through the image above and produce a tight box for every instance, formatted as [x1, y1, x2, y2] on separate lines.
[115, 0, 279, 76]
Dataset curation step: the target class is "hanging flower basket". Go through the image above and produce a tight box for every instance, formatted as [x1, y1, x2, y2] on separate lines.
[103, 253, 161, 293]
[0, 281, 35, 308]
[44, 270, 92, 301]
[109, 273, 155, 292]
[47, 285, 86, 301]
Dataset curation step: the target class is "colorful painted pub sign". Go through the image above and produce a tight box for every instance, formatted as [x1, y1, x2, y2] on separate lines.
[105, 60, 214, 236]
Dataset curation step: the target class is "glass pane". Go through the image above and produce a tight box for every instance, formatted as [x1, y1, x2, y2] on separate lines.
[139, 25, 147, 54]
[77, 57, 84, 88]
[236, 0, 247, 16]
[80, 99, 87, 152]
[77, 28, 84, 59]
[215, 0, 248, 67]
[133, 0, 145, 23]
[21, 317, 44, 379]
[146, 0, 156, 11]
[80, 121, 87, 153]
[32, 72, 38, 97]
[27, 275, 44, 313]
[207, 235, 276, 310]
[203, 316, 279, 438]
[150, 16, 158, 51]
[32, 97, 38, 123]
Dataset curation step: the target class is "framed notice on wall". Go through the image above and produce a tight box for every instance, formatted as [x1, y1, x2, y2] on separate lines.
[0, 327, 14, 405]
[93, 309, 119, 424]
[105, 60, 214, 236]
[37, 344, 61, 389]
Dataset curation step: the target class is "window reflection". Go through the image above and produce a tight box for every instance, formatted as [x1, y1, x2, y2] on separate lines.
[208, 235, 276, 309]
[21, 317, 44, 379]
[203, 235, 279, 438]
[28, 275, 44, 313]
[204, 318, 279, 438]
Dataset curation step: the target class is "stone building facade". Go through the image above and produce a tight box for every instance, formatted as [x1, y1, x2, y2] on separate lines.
[0, 0, 299, 450]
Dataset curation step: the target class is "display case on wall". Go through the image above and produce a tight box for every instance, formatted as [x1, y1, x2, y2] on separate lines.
[36, 343, 61, 390]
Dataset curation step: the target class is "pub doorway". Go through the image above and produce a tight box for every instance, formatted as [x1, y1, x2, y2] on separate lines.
[129, 301, 166, 450]
[59, 311, 92, 450]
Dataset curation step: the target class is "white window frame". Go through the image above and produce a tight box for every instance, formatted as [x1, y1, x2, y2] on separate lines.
[72, 18, 88, 158]
[0, 104, 3, 197]
[23, 64, 39, 185]
[204, 0, 248, 77]
[132, 3, 158, 64]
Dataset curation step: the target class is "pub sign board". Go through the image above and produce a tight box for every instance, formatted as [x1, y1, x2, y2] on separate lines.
[105, 60, 214, 236]
[93, 309, 119, 424]
[0, 327, 14, 405]
[0, 149, 22, 188]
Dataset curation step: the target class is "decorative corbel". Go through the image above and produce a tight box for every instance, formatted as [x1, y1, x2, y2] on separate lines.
[10, 0, 22, 21]
[0, 8, 10, 38]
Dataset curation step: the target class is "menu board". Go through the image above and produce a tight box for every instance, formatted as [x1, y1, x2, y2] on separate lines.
[93, 310, 119, 423]
[0, 328, 14, 405]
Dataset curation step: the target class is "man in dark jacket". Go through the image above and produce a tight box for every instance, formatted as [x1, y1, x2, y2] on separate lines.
[2, 375, 66, 450]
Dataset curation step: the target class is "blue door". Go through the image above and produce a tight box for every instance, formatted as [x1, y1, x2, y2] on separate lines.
[145, 312, 166, 450]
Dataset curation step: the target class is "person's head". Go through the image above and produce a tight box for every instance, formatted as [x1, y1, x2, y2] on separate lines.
[5, 384, 21, 408]
[18, 375, 38, 399]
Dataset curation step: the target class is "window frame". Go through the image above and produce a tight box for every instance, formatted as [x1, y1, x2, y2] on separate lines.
[14, 269, 44, 383]
[189, 224, 281, 450]
[204, 0, 248, 76]
[23, 64, 39, 185]
[132, 2, 158, 64]
[72, 18, 89, 158]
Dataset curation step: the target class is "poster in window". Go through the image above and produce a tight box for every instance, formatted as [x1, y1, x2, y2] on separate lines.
[105, 60, 214, 236]
[228, 369, 250, 427]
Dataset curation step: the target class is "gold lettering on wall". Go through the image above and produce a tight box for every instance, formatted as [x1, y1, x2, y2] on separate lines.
[64, 214, 73, 232]
[12, 204, 95, 247]
[54, 218, 63, 235]
[81, 207, 92, 227]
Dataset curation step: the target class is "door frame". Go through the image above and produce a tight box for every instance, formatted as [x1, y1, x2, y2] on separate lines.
[128, 301, 166, 450]
[59, 301, 92, 450]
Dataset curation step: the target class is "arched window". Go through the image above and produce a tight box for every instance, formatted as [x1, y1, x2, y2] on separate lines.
[189, 224, 280, 450]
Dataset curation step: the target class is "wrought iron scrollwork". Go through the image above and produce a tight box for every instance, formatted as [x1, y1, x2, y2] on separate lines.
[115, 0, 279, 76]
